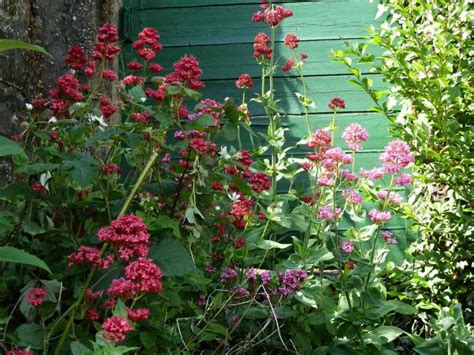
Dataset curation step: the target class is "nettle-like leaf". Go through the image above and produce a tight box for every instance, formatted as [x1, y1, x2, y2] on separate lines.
[149, 238, 196, 277]
[0, 246, 51, 274]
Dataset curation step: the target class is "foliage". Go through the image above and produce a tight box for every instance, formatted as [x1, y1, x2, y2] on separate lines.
[0, 2, 471, 354]
[333, 0, 473, 319]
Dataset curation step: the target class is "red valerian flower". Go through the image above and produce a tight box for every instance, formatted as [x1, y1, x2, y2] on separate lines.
[248, 172, 272, 192]
[26, 288, 48, 307]
[379, 139, 414, 174]
[30, 182, 48, 194]
[342, 123, 369, 151]
[165, 55, 204, 90]
[98, 214, 151, 261]
[284, 33, 300, 49]
[6, 349, 33, 355]
[133, 27, 162, 61]
[145, 86, 167, 101]
[102, 69, 118, 81]
[85, 308, 100, 321]
[108, 278, 136, 300]
[368, 209, 392, 224]
[253, 33, 272, 60]
[101, 163, 122, 175]
[148, 63, 163, 73]
[328, 97, 346, 110]
[102, 316, 133, 344]
[233, 236, 246, 249]
[282, 57, 294, 72]
[84, 61, 96, 77]
[130, 111, 153, 125]
[122, 75, 144, 86]
[91, 23, 120, 61]
[229, 198, 254, 229]
[301, 52, 308, 60]
[126, 307, 150, 322]
[127, 61, 143, 70]
[125, 257, 163, 293]
[68, 246, 114, 269]
[99, 96, 117, 118]
[307, 129, 332, 148]
[64, 45, 87, 70]
[235, 73, 254, 89]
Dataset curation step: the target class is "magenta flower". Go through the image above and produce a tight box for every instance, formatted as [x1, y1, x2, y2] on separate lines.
[340, 240, 354, 254]
[318, 205, 342, 220]
[377, 190, 403, 205]
[102, 316, 133, 344]
[395, 173, 413, 186]
[380, 139, 414, 174]
[368, 209, 392, 224]
[342, 189, 362, 205]
[26, 288, 48, 307]
[342, 123, 369, 151]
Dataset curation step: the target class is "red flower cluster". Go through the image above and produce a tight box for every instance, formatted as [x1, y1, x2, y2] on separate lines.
[133, 27, 162, 61]
[91, 23, 120, 61]
[248, 172, 272, 192]
[99, 96, 117, 118]
[236, 73, 254, 89]
[68, 246, 114, 269]
[328, 97, 346, 110]
[189, 138, 217, 155]
[97, 214, 151, 261]
[6, 349, 33, 355]
[229, 198, 254, 229]
[130, 111, 153, 125]
[125, 257, 163, 293]
[102, 315, 133, 344]
[26, 288, 48, 307]
[49, 73, 84, 114]
[188, 99, 224, 126]
[101, 163, 122, 175]
[64, 45, 87, 70]
[127, 61, 143, 70]
[126, 307, 150, 322]
[252, 4, 293, 27]
[284, 34, 300, 49]
[30, 182, 48, 194]
[108, 278, 136, 300]
[253, 33, 272, 60]
[282, 57, 294, 72]
[165, 55, 204, 90]
[145, 85, 167, 101]
[102, 69, 118, 82]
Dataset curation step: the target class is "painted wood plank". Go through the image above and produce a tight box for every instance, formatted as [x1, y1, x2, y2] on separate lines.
[131, 2, 379, 46]
[185, 74, 384, 115]
[123, 39, 379, 80]
[136, 0, 374, 10]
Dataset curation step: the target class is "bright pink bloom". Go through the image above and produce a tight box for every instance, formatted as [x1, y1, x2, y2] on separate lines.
[282, 57, 294, 72]
[101, 163, 122, 175]
[27, 288, 48, 307]
[395, 173, 413, 186]
[164, 55, 204, 90]
[236, 73, 254, 89]
[102, 316, 133, 344]
[377, 190, 403, 205]
[318, 205, 342, 220]
[145, 86, 167, 101]
[328, 97, 345, 110]
[360, 167, 385, 180]
[342, 189, 362, 204]
[342, 123, 369, 151]
[368, 209, 391, 224]
[91, 23, 120, 61]
[68, 246, 113, 269]
[341, 169, 357, 182]
[340, 240, 354, 254]
[85, 288, 103, 302]
[284, 33, 300, 49]
[229, 198, 254, 229]
[220, 267, 238, 284]
[126, 307, 150, 322]
[84, 61, 96, 77]
[98, 214, 151, 261]
[322, 147, 353, 170]
[125, 257, 163, 293]
[307, 129, 332, 148]
[108, 278, 136, 300]
[380, 139, 414, 174]
[265, 5, 293, 27]
[317, 176, 335, 187]
[6, 349, 33, 355]
[85, 308, 100, 321]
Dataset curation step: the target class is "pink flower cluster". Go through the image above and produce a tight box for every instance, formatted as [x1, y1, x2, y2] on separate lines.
[340, 240, 354, 254]
[98, 214, 151, 261]
[328, 97, 345, 110]
[26, 288, 48, 307]
[380, 139, 414, 174]
[368, 209, 392, 225]
[91, 23, 120, 61]
[377, 190, 403, 205]
[253, 33, 273, 60]
[68, 246, 114, 269]
[125, 257, 163, 293]
[236, 73, 254, 89]
[102, 315, 133, 344]
[284, 33, 300, 49]
[342, 123, 369, 151]
[381, 231, 398, 245]
[342, 189, 362, 205]
[318, 205, 342, 220]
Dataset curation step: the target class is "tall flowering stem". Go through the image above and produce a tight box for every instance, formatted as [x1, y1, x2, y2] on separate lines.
[53, 151, 159, 355]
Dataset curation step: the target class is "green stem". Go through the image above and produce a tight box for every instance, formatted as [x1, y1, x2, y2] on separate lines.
[330, 109, 337, 143]
[364, 175, 395, 290]
[53, 151, 158, 355]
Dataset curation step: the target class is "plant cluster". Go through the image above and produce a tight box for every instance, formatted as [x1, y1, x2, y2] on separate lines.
[0, 0, 472, 354]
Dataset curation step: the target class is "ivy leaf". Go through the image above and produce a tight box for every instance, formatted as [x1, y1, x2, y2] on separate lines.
[0, 246, 51, 274]
[148, 238, 196, 277]
[0, 135, 24, 156]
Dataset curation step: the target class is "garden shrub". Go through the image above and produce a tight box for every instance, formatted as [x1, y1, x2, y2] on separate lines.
[333, 0, 473, 320]
[0, 1, 471, 354]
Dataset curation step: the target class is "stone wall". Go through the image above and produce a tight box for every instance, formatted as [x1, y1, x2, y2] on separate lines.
[0, 0, 121, 185]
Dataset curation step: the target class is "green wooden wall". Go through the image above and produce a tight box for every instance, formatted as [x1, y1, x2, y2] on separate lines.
[120, 1, 410, 239]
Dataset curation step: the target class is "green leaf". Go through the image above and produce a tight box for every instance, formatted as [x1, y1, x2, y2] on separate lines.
[256, 240, 292, 250]
[148, 238, 196, 277]
[62, 155, 99, 188]
[70, 341, 92, 355]
[0, 135, 24, 156]
[85, 128, 125, 147]
[0, 39, 52, 58]
[16, 323, 44, 349]
[148, 215, 181, 238]
[0, 246, 51, 274]
[222, 123, 237, 141]
[195, 113, 213, 128]
[16, 163, 61, 175]
[373, 325, 404, 343]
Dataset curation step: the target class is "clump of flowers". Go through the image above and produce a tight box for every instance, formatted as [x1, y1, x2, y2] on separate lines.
[380, 139, 415, 174]
[342, 123, 369, 151]
[165, 54, 204, 90]
[26, 288, 48, 307]
[101, 316, 133, 344]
